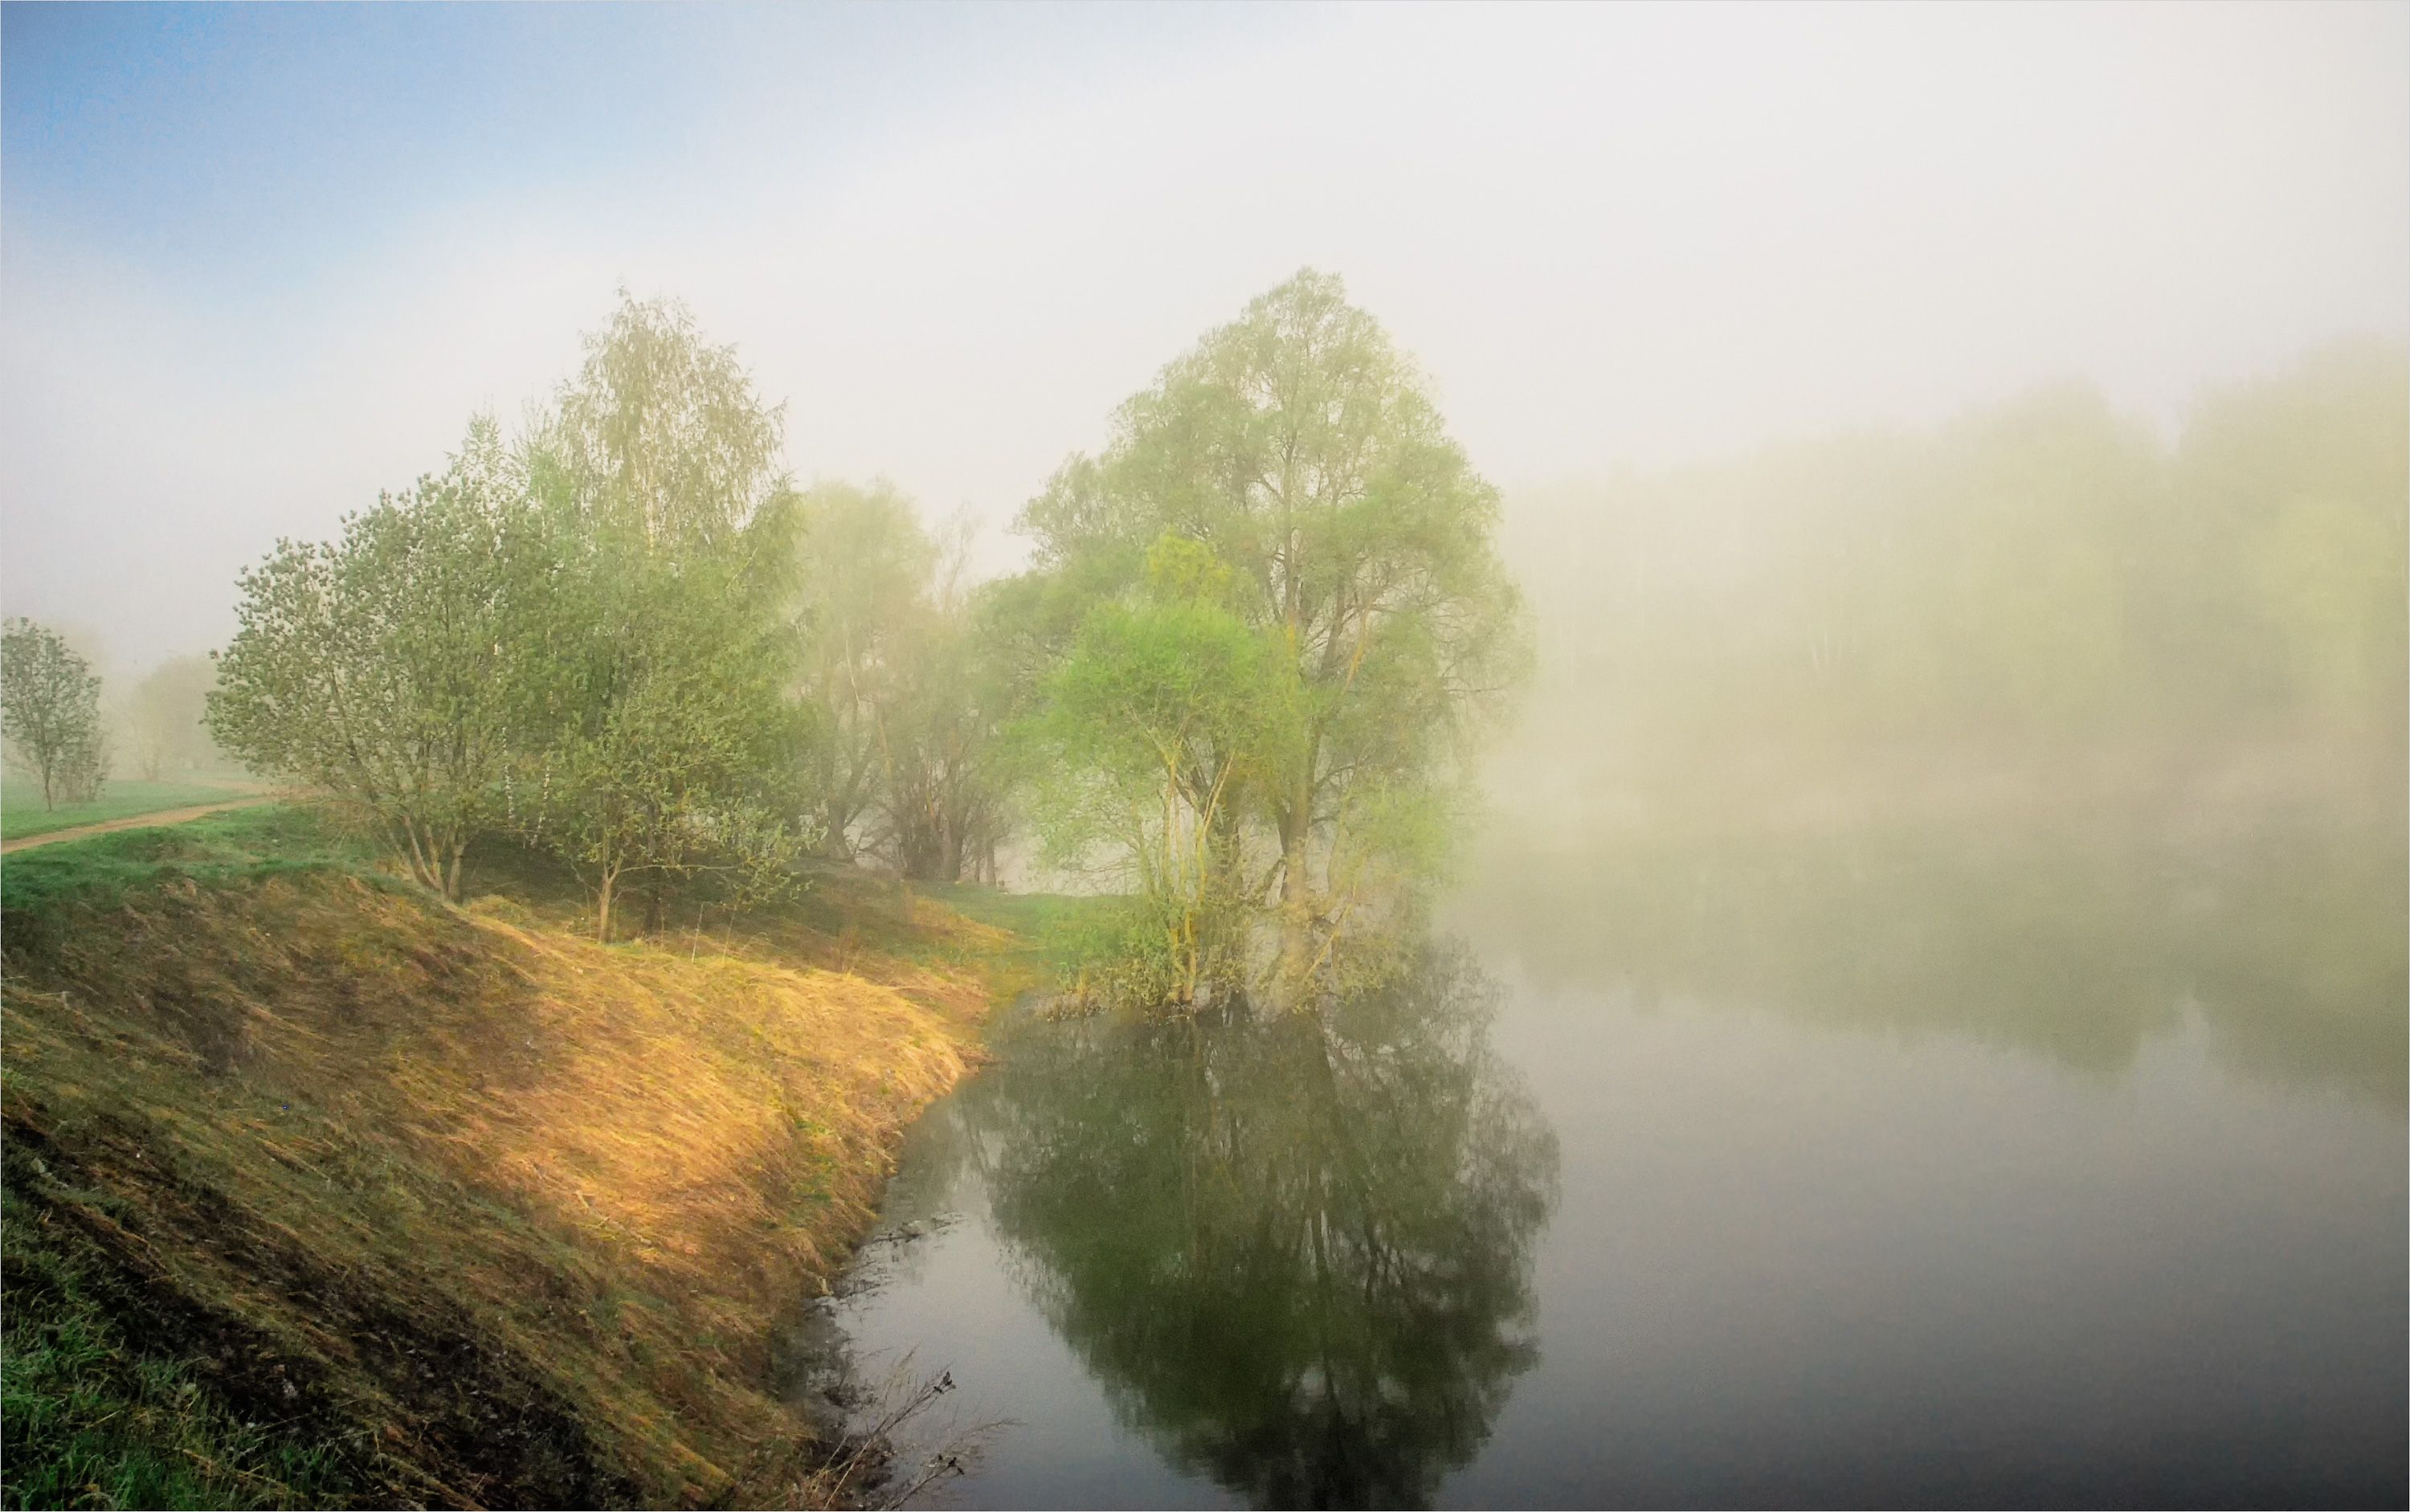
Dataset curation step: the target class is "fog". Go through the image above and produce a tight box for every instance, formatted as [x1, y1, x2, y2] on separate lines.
[4, 2, 2404, 671]
[4, 10, 2405, 1507]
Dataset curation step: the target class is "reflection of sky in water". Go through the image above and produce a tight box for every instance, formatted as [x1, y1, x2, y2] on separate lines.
[831, 819, 2408, 1509]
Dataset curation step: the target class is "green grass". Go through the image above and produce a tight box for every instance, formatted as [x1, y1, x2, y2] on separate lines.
[0, 805, 370, 929]
[2, 1145, 361, 1510]
[0, 801, 1010, 1507]
[0, 779, 256, 841]
[914, 882, 1125, 1002]
[921, 883, 1115, 943]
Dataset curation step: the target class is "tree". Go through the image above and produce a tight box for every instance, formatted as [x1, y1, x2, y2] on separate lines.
[793, 480, 939, 859]
[2, 619, 107, 810]
[514, 292, 809, 938]
[538, 290, 788, 553]
[208, 418, 529, 899]
[1020, 270, 1528, 999]
[2171, 340, 2408, 736]
[872, 519, 1020, 885]
[1026, 537, 1295, 1004]
[120, 655, 223, 781]
[508, 524, 807, 939]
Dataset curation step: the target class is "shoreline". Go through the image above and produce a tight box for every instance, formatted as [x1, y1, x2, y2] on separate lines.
[0, 806, 1040, 1508]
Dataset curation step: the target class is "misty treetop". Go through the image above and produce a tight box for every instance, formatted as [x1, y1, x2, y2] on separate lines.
[791, 480, 1013, 884]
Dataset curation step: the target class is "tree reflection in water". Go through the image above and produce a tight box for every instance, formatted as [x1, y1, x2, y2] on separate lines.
[958, 941, 1560, 1510]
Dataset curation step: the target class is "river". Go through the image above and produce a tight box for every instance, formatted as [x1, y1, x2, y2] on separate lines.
[800, 798, 2408, 1508]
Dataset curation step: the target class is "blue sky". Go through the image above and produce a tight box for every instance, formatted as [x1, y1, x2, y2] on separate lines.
[3, 3, 1284, 296]
[6, 5, 731, 279]
[3, 2, 2404, 668]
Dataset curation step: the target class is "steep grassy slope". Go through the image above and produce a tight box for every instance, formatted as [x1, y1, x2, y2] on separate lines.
[0, 809, 1025, 1508]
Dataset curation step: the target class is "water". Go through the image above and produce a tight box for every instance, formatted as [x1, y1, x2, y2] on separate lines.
[810, 803, 2408, 1507]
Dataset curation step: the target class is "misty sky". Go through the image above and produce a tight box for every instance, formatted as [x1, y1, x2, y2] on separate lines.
[3, 1, 2404, 670]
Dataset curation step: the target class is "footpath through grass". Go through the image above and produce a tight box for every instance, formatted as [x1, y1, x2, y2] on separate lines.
[0, 803, 1094, 1507]
[0, 778, 256, 841]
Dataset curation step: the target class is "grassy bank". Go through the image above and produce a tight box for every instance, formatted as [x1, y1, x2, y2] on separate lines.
[0, 807, 1052, 1508]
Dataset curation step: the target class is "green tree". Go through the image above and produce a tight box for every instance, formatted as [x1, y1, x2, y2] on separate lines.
[1026, 536, 1295, 1003]
[207, 419, 529, 899]
[508, 525, 807, 939]
[2, 618, 107, 810]
[514, 294, 808, 938]
[2168, 340, 2408, 735]
[1020, 270, 1527, 997]
[120, 655, 224, 781]
[540, 290, 789, 552]
[793, 480, 939, 859]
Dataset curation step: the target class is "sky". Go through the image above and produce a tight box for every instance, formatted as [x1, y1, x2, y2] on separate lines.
[3, 1, 2405, 670]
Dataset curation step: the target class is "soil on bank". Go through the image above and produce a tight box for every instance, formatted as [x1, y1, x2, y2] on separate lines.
[0, 806, 1040, 1509]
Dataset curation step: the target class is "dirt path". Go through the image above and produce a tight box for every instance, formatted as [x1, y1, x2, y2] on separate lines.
[1, 798, 276, 855]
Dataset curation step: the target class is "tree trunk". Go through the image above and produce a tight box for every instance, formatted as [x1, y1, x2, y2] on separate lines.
[1276, 803, 1311, 1005]
[596, 868, 616, 943]
[402, 823, 439, 895]
[1207, 800, 1242, 904]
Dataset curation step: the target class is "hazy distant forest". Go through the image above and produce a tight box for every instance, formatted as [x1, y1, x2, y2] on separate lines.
[6, 279, 2403, 1012]
[1497, 340, 2406, 814]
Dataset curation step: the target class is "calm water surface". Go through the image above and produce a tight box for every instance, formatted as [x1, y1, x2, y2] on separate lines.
[808, 808, 2408, 1507]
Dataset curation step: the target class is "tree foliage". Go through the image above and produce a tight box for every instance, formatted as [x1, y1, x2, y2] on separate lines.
[1015, 269, 1528, 1003]
[791, 482, 1015, 882]
[210, 295, 811, 934]
[539, 292, 790, 553]
[873, 578, 1016, 885]
[511, 295, 808, 936]
[120, 656, 223, 781]
[505, 501, 807, 938]
[207, 419, 529, 898]
[2, 619, 108, 809]
[791, 480, 938, 858]
[1025, 537, 1294, 1003]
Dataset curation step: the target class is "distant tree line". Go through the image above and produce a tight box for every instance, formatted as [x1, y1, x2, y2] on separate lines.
[1508, 341, 2407, 766]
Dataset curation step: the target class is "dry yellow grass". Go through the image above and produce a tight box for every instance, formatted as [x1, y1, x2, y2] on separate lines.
[2, 863, 1009, 1506]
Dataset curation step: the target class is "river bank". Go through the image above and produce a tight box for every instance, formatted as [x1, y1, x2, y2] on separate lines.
[0, 805, 1056, 1508]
